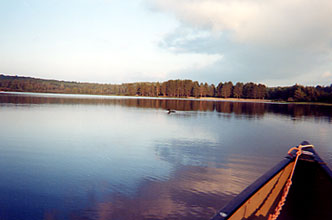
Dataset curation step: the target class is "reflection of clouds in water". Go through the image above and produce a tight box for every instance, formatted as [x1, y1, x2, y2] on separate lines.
[157, 112, 219, 143]
[154, 138, 279, 168]
[155, 140, 220, 167]
[70, 154, 269, 220]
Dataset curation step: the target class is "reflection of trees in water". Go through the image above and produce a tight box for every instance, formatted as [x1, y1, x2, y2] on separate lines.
[1, 93, 332, 121]
[267, 104, 332, 119]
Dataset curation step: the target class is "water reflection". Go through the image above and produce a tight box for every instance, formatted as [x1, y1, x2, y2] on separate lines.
[1, 92, 332, 122]
[70, 154, 269, 220]
[1, 92, 332, 220]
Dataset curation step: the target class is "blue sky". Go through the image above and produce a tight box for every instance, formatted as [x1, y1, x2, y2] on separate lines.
[1, 0, 332, 86]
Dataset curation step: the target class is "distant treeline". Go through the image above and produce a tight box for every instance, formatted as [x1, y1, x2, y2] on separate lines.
[1, 74, 332, 103]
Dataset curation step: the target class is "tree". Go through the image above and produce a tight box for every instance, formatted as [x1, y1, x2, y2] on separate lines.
[221, 81, 233, 98]
[216, 82, 223, 97]
[199, 82, 208, 97]
[294, 87, 306, 101]
[192, 81, 200, 97]
[304, 87, 318, 102]
[233, 82, 243, 98]
[257, 84, 267, 99]
[184, 80, 193, 97]
[161, 82, 167, 96]
[208, 84, 216, 97]
[243, 82, 258, 99]
[155, 82, 161, 96]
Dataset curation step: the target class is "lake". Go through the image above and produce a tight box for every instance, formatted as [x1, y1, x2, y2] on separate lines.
[0, 92, 332, 220]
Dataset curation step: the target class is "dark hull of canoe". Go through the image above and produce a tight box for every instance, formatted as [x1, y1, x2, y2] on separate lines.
[211, 142, 332, 220]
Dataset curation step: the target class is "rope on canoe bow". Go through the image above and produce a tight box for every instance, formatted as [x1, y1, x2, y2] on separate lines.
[268, 145, 305, 220]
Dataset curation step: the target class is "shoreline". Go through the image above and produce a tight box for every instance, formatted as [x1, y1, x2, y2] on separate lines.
[193, 97, 273, 103]
[193, 97, 332, 106]
[1, 90, 332, 106]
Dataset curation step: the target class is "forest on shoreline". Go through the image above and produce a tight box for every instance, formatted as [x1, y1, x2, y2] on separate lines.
[1, 74, 332, 103]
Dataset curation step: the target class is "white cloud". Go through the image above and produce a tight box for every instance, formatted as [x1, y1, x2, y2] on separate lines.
[147, 0, 332, 85]
[322, 71, 332, 78]
[150, 0, 332, 49]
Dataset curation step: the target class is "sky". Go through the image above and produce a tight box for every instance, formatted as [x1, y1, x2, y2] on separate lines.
[1, 0, 332, 86]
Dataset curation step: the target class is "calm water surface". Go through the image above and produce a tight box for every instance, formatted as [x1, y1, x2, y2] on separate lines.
[0, 92, 332, 220]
